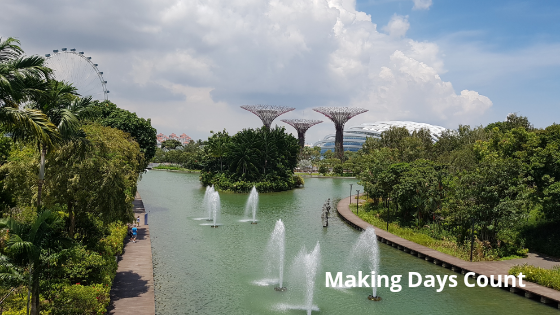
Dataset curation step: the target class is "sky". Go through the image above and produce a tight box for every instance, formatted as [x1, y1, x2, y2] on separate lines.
[2, 0, 559, 143]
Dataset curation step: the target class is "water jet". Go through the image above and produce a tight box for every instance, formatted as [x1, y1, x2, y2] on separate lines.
[348, 227, 380, 300]
[265, 220, 286, 291]
[244, 186, 259, 224]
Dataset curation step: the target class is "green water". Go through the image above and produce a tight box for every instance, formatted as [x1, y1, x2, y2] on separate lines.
[138, 171, 556, 315]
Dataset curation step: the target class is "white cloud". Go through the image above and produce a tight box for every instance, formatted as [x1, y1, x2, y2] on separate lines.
[382, 15, 410, 38]
[0, 0, 490, 141]
[349, 50, 492, 127]
[412, 0, 433, 10]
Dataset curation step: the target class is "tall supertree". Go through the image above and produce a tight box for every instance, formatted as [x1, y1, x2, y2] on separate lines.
[281, 119, 322, 149]
[240, 105, 295, 130]
[313, 107, 368, 160]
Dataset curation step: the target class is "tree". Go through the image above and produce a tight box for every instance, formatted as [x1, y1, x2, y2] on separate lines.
[0, 210, 68, 315]
[200, 126, 299, 192]
[228, 128, 261, 180]
[24, 80, 83, 208]
[161, 139, 181, 150]
[88, 101, 157, 164]
[43, 124, 141, 236]
[0, 37, 58, 150]
[206, 130, 230, 172]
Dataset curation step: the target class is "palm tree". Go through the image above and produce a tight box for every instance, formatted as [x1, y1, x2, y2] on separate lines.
[24, 80, 92, 208]
[228, 129, 261, 180]
[0, 210, 67, 315]
[0, 37, 58, 148]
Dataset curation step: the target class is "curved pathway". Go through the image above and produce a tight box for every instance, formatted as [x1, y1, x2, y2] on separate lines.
[107, 193, 155, 315]
[337, 195, 560, 309]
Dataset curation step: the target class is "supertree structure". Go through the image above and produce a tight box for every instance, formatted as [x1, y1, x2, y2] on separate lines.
[240, 105, 295, 130]
[313, 107, 368, 160]
[281, 119, 323, 149]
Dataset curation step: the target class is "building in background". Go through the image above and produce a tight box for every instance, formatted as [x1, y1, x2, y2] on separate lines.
[314, 121, 447, 154]
[156, 133, 193, 147]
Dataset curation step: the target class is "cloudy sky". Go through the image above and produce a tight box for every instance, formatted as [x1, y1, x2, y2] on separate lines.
[2, 0, 559, 143]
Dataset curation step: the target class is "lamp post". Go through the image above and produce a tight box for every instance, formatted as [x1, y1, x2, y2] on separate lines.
[470, 217, 475, 262]
[356, 190, 360, 215]
[350, 184, 353, 204]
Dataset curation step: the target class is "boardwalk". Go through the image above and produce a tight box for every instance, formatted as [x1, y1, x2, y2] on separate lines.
[337, 195, 560, 309]
[107, 193, 155, 315]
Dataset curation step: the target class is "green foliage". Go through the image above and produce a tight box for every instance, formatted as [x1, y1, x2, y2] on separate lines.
[519, 221, 560, 258]
[356, 210, 495, 262]
[0, 40, 140, 314]
[333, 164, 344, 176]
[100, 222, 128, 257]
[52, 283, 110, 315]
[509, 264, 560, 291]
[293, 175, 304, 187]
[42, 124, 141, 228]
[152, 141, 205, 170]
[49, 245, 113, 286]
[485, 113, 533, 133]
[318, 165, 328, 175]
[88, 101, 157, 164]
[161, 139, 181, 150]
[354, 114, 560, 260]
[200, 127, 299, 193]
[0, 287, 28, 315]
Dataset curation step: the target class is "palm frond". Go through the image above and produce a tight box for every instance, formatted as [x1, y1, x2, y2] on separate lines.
[0, 107, 59, 148]
[0, 37, 24, 62]
[56, 108, 80, 139]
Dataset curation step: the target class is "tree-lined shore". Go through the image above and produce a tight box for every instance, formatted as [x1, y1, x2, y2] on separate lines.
[0, 37, 157, 314]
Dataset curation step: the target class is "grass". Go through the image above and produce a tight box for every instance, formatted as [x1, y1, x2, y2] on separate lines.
[352, 203, 496, 262]
[152, 165, 199, 172]
[294, 172, 355, 177]
[509, 264, 560, 291]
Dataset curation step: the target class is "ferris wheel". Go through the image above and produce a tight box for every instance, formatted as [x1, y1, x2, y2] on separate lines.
[44, 48, 109, 101]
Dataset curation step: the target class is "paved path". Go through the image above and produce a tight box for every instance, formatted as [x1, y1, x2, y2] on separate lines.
[107, 193, 155, 315]
[338, 195, 560, 309]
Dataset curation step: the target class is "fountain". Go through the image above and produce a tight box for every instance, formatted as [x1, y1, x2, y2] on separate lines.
[209, 190, 221, 227]
[243, 186, 259, 224]
[265, 219, 286, 291]
[288, 242, 321, 315]
[202, 185, 214, 220]
[348, 227, 381, 300]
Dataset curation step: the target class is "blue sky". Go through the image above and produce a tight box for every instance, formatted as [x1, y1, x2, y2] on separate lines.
[356, 0, 560, 128]
[1, 0, 559, 140]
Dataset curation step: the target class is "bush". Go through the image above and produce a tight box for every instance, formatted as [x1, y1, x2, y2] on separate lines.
[318, 165, 328, 175]
[200, 172, 299, 193]
[293, 175, 304, 187]
[333, 164, 344, 176]
[100, 222, 128, 257]
[53, 283, 110, 315]
[509, 264, 560, 291]
[62, 246, 114, 286]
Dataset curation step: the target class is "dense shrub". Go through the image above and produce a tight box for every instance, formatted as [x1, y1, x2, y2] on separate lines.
[100, 222, 128, 257]
[509, 264, 560, 291]
[201, 172, 302, 193]
[318, 165, 328, 175]
[293, 175, 304, 187]
[201, 127, 299, 193]
[52, 283, 110, 315]
[333, 164, 344, 176]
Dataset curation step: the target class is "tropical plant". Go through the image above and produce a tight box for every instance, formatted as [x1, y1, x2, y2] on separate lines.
[0, 37, 58, 150]
[23, 80, 93, 208]
[0, 210, 68, 315]
[87, 101, 157, 163]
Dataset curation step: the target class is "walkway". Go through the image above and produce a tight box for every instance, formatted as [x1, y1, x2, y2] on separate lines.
[337, 196, 560, 309]
[107, 193, 155, 315]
